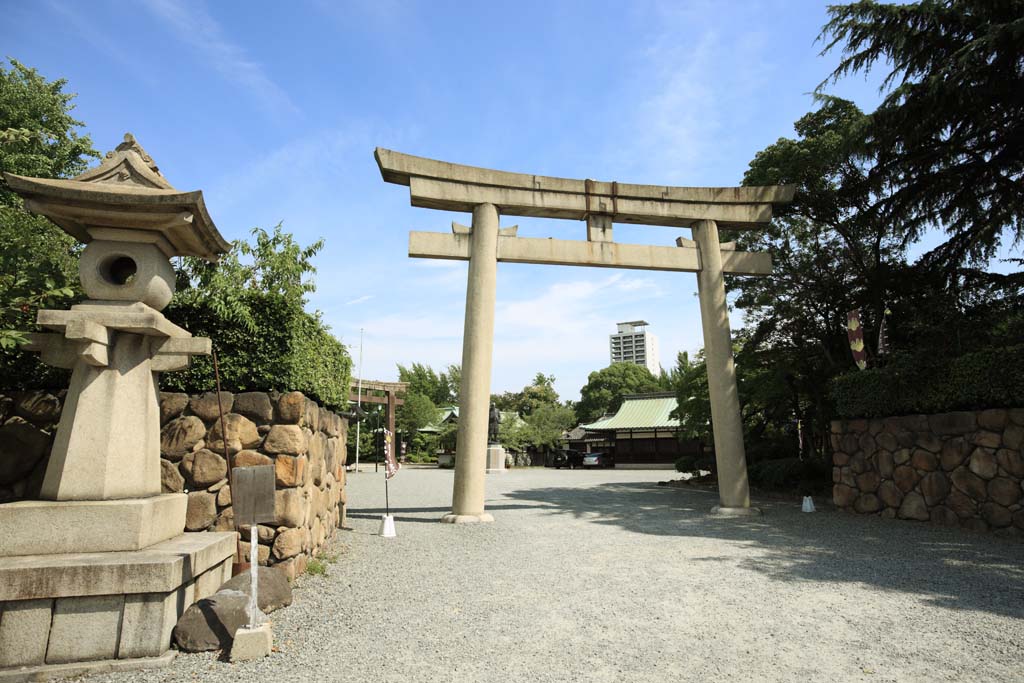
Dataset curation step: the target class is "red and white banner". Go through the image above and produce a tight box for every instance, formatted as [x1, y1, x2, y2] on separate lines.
[383, 429, 400, 479]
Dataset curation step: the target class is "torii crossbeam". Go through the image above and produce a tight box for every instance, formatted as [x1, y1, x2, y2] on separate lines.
[376, 148, 794, 522]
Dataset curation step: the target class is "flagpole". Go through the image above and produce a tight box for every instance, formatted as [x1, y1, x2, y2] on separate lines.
[354, 328, 364, 473]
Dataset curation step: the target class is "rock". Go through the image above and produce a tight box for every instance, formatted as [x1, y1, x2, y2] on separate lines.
[930, 506, 959, 526]
[893, 448, 911, 466]
[276, 392, 306, 424]
[877, 481, 903, 508]
[880, 507, 897, 519]
[233, 450, 273, 468]
[213, 507, 235, 532]
[916, 433, 942, 454]
[893, 465, 919, 493]
[219, 566, 293, 613]
[911, 449, 938, 472]
[832, 467, 842, 484]
[839, 467, 855, 487]
[159, 392, 188, 426]
[191, 450, 227, 488]
[951, 466, 987, 501]
[849, 454, 867, 474]
[0, 418, 51, 486]
[160, 458, 184, 493]
[972, 430, 1002, 449]
[978, 409, 1008, 431]
[172, 590, 249, 652]
[272, 527, 303, 560]
[940, 437, 969, 471]
[239, 524, 277, 544]
[833, 452, 850, 466]
[206, 414, 261, 455]
[858, 432, 876, 455]
[987, 477, 1021, 507]
[239, 540, 270, 565]
[968, 447, 998, 479]
[876, 451, 895, 479]
[189, 392, 234, 423]
[995, 448, 1024, 478]
[217, 485, 232, 507]
[876, 432, 898, 452]
[233, 392, 274, 423]
[304, 400, 319, 431]
[1004, 425, 1024, 450]
[275, 454, 307, 487]
[919, 471, 950, 506]
[947, 489, 978, 518]
[854, 494, 882, 513]
[1014, 510, 1024, 530]
[185, 491, 217, 531]
[855, 471, 880, 492]
[898, 415, 929, 432]
[833, 484, 857, 507]
[839, 434, 859, 455]
[264, 425, 308, 455]
[160, 416, 206, 459]
[981, 502, 1012, 528]
[928, 411, 976, 435]
[275, 487, 305, 527]
[897, 492, 929, 521]
[14, 391, 61, 424]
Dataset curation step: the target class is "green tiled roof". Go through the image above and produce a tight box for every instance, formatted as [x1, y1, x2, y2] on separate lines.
[581, 393, 680, 431]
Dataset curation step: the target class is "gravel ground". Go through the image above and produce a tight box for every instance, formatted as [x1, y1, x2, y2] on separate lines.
[87, 467, 1024, 683]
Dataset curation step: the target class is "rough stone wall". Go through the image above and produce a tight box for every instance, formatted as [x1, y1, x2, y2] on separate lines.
[831, 409, 1024, 533]
[0, 389, 348, 579]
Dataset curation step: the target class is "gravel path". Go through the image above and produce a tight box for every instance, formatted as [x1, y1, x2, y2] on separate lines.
[89, 467, 1024, 683]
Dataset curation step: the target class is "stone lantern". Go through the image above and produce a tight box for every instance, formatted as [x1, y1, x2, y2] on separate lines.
[0, 135, 237, 674]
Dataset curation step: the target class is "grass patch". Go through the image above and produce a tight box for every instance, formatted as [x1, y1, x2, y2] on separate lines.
[306, 558, 328, 576]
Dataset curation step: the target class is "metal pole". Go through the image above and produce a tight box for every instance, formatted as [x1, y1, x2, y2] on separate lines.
[354, 328, 364, 473]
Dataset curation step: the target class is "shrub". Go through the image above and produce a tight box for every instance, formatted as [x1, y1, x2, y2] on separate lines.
[831, 345, 1024, 418]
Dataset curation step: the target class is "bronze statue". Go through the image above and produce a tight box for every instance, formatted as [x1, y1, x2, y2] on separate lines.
[488, 403, 501, 443]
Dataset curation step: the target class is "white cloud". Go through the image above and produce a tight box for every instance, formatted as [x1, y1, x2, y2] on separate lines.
[345, 295, 374, 306]
[140, 0, 299, 120]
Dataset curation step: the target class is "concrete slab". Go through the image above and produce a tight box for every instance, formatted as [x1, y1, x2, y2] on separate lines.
[0, 494, 186, 556]
[230, 624, 272, 661]
[0, 650, 175, 683]
[46, 595, 123, 664]
[0, 599, 52, 667]
[0, 532, 235, 602]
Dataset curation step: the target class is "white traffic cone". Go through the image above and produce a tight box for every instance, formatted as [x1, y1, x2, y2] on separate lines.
[379, 514, 397, 537]
[801, 496, 816, 513]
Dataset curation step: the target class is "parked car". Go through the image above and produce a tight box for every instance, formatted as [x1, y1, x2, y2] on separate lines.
[582, 452, 615, 468]
[548, 449, 584, 469]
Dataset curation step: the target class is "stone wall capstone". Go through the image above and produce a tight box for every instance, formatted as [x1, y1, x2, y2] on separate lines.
[0, 388, 349, 579]
[831, 408, 1024, 533]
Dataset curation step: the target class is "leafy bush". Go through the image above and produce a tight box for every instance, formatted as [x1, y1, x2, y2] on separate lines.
[747, 457, 827, 494]
[832, 346, 1024, 418]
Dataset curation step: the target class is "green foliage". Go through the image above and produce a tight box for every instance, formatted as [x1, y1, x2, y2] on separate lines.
[162, 226, 351, 408]
[0, 59, 98, 386]
[396, 362, 460, 406]
[493, 373, 559, 416]
[820, 0, 1024, 266]
[832, 346, 1024, 418]
[576, 362, 663, 423]
[306, 558, 328, 576]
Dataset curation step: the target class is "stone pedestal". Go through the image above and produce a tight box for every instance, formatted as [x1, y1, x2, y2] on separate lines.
[0, 533, 235, 677]
[486, 444, 506, 474]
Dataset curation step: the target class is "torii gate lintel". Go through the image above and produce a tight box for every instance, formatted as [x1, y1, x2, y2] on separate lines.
[376, 148, 795, 523]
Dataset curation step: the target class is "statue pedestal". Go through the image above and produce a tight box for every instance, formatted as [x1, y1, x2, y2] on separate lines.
[486, 444, 506, 474]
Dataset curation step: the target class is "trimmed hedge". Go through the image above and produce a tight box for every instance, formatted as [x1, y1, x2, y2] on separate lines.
[831, 345, 1024, 418]
[161, 292, 351, 409]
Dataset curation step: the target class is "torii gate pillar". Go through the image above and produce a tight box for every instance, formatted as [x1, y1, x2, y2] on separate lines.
[444, 203, 499, 523]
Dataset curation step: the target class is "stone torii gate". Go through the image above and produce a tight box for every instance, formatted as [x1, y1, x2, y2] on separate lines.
[376, 148, 794, 523]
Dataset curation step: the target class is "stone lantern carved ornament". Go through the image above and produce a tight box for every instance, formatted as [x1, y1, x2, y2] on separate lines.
[0, 135, 237, 673]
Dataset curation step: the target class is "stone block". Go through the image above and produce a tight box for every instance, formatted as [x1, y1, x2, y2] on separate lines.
[220, 566, 292, 613]
[217, 484, 231, 507]
[996, 448, 1024, 478]
[911, 449, 938, 472]
[877, 450, 895, 478]
[185, 491, 217, 531]
[0, 494, 186, 556]
[968, 447, 998, 479]
[46, 595, 124, 664]
[272, 528, 303, 560]
[194, 559, 230, 600]
[159, 392, 188, 426]
[188, 392, 233, 423]
[978, 409, 1008, 431]
[877, 481, 903, 508]
[212, 507, 235, 532]
[118, 591, 177, 659]
[893, 448, 911, 465]
[276, 392, 305, 424]
[982, 502, 1012, 528]
[160, 458, 184, 493]
[274, 487, 305, 528]
[947, 489, 977, 518]
[920, 471, 950, 506]
[275, 454, 307, 487]
[0, 418, 51, 487]
[239, 541, 270, 565]
[897, 492, 929, 521]
[853, 494, 881, 514]
[972, 430, 1002, 449]
[172, 590, 248, 652]
[233, 450, 272, 468]
[832, 484, 856, 508]
[160, 416, 206, 460]
[231, 624, 273, 662]
[930, 506, 959, 527]
[875, 432, 898, 452]
[987, 477, 1021, 507]
[264, 425, 307, 455]
[232, 392, 274, 423]
[1004, 425, 1024, 450]
[855, 471, 880, 493]
[893, 465, 919, 493]
[940, 437, 969, 471]
[928, 411, 976, 435]
[205, 414, 260, 455]
[951, 466, 987, 501]
[0, 598, 52, 667]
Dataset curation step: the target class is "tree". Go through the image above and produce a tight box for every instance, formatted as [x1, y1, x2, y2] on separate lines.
[493, 372, 559, 416]
[820, 0, 1024, 266]
[576, 362, 662, 423]
[0, 59, 98, 384]
[396, 362, 460, 406]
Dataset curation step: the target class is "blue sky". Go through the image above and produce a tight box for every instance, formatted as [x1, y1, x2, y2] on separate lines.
[5, 0, 978, 400]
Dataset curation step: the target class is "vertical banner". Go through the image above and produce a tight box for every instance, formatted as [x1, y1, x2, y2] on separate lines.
[846, 309, 868, 370]
[383, 428, 400, 479]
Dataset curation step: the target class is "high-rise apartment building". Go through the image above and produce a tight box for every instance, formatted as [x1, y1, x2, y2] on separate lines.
[609, 321, 660, 375]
